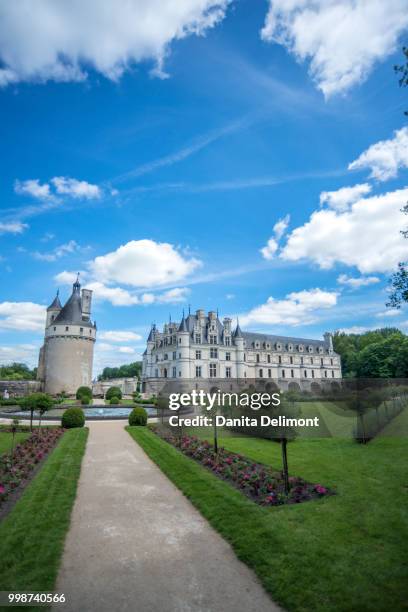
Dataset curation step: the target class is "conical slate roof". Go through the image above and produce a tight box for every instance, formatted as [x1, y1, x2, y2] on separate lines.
[47, 291, 62, 311]
[233, 320, 243, 338]
[178, 313, 188, 332]
[53, 281, 93, 327]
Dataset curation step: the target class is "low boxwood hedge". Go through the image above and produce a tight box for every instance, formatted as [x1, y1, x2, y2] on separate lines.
[62, 407, 85, 429]
[129, 407, 147, 426]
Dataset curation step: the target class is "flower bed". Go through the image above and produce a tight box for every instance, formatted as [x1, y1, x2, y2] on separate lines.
[153, 427, 333, 506]
[0, 428, 64, 507]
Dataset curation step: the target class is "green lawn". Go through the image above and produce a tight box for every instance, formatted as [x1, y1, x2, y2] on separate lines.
[0, 428, 88, 594]
[127, 425, 407, 612]
[0, 431, 30, 455]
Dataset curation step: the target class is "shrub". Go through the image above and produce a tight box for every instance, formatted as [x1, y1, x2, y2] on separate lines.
[81, 396, 90, 405]
[128, 407, 147, 426]
[109, 396, 120, 405]
[62, 407, 85, 429]
[76, 386, 92, 400]
[106, 386, 122, 400]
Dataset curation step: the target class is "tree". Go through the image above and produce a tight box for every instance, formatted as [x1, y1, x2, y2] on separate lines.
[19, 393, 54, 432]
[97, 361, 142, 381]
[387, 47, 408, 306]
[0, 362, 37, 380]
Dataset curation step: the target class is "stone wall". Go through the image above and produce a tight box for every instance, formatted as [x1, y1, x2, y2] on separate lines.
[0, 380, 42, 397]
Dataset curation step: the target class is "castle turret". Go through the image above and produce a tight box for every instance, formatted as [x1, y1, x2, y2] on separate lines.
[178, 311, 190, 378]
[38, 277, 96, 395]
[46, 290, 62, 327]
[233, 319, 245, 379]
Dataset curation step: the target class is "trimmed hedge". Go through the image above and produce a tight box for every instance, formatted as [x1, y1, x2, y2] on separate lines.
[62, 407, 85, 429]
[129, 407, 147, 426]
[109, 397, 120, 405]
[76, 386, 92, 400]
[105, 386, 122, 401]
[81, 396, 90, 405]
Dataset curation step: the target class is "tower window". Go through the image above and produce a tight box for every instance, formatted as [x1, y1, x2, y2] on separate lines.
[259, 368, 263, 378]
[195, 334, 201, 344]
[282, 369, 285, 378]
[291, 369, 294, 378]
[226, 366, 231, 378]
[53, 326, 56, 331]
[267, 354, 271, 363]
[312, 370, 315, 378]
[268, 368, 272, 378]
[65, 326, 69, 332]
[290, 356, 293, 364]
[256, 354, 260, 363]
[304, 370, 307, 378]
[80, 327, 83, 334]
[278, 355, 282, 364]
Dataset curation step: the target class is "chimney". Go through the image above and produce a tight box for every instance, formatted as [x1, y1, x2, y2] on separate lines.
[81, 289, 93, 319]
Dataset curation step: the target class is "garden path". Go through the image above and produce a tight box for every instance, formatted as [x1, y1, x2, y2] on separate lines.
[54, 420, 279, 612]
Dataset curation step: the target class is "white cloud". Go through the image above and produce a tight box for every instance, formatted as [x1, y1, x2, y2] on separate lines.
[280, 187, 408, 273]
[375, 309, 401, 318]
[260, 237, 279, 260]
[348, 127, 408, 181]
[337, 325, 373, 334]
[0, 343, 39, 367]
[118, 346, 136, 354]
[15, 176, 101, 201]
[261, 0, 408, 97]
[260, 214, 290, 260]
[157, 287, 190, 303]
[14, 179, 53, 200]
[240, 288, 338, 327]
[0, 0, 230, 86]
[0, 302, 46, 331]
[226, 293, 235, 300]
[85, 282, 140, 306]
[337, 274, 380, 289]
[89, 239, 202, 288]
[33, 240, 81, 262]
[98, 330, 142, 342]
[54, 270, 87, 285]
[51, 177, 101, 199]
[0, 221, 28, 235]
[320, 183, 372, 211]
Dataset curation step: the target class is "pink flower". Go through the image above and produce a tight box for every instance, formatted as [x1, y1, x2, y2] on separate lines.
[315, 485, 327, 495]
[0, 484, 5, 495]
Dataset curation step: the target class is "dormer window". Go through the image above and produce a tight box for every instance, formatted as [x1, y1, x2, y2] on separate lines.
[255, 341, 260, 349]
[288, 344, 293, 352]
[308, 345, 314, 353]
[276, 343, 282, 351]
[298, 344, 304, 352]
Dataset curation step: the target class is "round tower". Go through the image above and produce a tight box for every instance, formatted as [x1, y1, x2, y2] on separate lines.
[40, 277, 96, 395]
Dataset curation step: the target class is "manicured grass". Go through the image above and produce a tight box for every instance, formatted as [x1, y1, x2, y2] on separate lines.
[0, 431, 30, 455]
[127, 426, 407, 612]
[0, 428, 88, 592]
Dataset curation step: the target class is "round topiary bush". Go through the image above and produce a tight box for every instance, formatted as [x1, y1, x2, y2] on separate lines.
[62, 407, 85, 428]
[105, 386, 122, 400]
[76, 386, 92, 400]
[109, 396, 120, 405]
[128, 407, 148, 426]
[81, 396, 90, 405]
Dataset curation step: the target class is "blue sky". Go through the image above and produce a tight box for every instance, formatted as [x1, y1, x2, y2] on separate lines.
[0, 0, 407, 373]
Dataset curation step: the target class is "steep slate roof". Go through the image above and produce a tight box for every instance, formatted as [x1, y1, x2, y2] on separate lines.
[47, 292, 62, 311]
[53, 282, 93, 327]
[241, 331, 328, 349]
[233, 321, 243, 338]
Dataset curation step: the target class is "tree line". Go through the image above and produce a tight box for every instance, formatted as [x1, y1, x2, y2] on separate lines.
[97, 361, 142, 381]
[333, 328, 408, 378]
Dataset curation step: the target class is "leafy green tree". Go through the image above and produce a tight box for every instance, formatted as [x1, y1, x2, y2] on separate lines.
[0, 362, 37, 380]
[97, 361, 142, 381]
[387, 47, 408, 306]
[19, 393, 54, 431]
